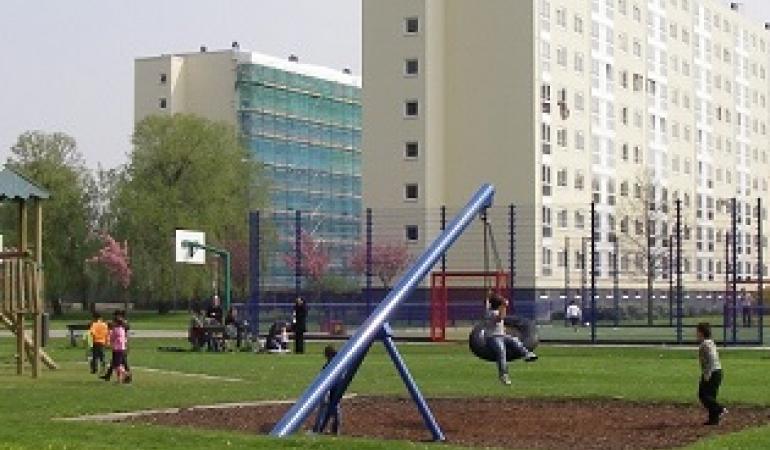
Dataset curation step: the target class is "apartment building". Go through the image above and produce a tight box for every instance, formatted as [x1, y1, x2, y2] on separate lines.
[363, 0, 770, 301]
[136, 46, 362, 287]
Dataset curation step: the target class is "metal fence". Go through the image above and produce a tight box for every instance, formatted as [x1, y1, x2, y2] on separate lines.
[244, 198, 767, 346]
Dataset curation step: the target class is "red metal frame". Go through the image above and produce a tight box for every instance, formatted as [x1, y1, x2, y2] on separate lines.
[429, 271, 509, 342]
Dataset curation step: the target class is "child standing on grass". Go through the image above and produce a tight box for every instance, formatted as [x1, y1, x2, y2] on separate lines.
[88, 313, 109, 374]
[100, 317, 128, 383]
[696, 322, 726, 425]
[313, 345, 342, 435]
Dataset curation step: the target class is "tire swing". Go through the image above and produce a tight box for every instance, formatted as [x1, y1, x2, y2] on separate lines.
[467, 211, 539, 362]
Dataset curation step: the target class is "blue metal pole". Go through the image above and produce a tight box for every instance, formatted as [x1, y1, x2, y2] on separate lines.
[295, 210, 302, 300]
[366, 208, 373, 315]
[381, 323, 445, 441]
[271, 184, 495, 437]
[590, 202, 597, 344]
[676, 200, 683, 344]
[758, 197, 764, 345]
[732, 198, 738, 344]
[249, 211, 260, 336]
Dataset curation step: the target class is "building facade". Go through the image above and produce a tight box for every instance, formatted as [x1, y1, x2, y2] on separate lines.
[136, 47, 362, 287]
[363, 0, 770, 301]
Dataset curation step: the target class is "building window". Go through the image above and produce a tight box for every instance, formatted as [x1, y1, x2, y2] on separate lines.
[557, 46, 567, 67]
[575, 170, 585, 190]
[557, 128, 568, 148]
[574, 15, 584, 34]
[542, 165, 552, 197]
[575, 131, 585, 150]
[405, 225, 419, 242]
[405, 17, 419, 34]
[404, 58, 419, 76]
[405, 141, 419, 159]
[557, 168, 568, 187]
[160, 73, 167, 84]
[404, 100, 419, 118]
[404, 183, 419, 201]
[159, 98, 167, 109]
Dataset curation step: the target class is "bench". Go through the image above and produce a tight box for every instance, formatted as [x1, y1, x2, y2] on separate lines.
[66, 323, 90, 347]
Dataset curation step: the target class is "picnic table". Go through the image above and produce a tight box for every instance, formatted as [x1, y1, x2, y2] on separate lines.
[66, 323, 90, 347]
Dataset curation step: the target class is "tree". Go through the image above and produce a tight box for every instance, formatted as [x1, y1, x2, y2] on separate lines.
[350, 241, 411, 288]
[615, 171, 678, 325]
[87, 233, 131, 288]
[6, 131, 96, 302]
[282, 232, 331, 298]
[111, 114, 268, 305]
[87, 233, 132, 310]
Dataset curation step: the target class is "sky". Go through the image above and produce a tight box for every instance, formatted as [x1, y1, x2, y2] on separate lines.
[0, 0, 768, 170]
[0, 0, 361, 169]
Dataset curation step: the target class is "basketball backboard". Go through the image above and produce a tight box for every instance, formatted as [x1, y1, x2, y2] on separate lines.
[175, 229, 206, 264]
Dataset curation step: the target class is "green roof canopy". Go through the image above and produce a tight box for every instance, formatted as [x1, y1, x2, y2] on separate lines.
[0, 168, 50, 201]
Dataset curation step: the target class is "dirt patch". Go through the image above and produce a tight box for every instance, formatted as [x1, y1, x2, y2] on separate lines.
[128, 397, 770, 450]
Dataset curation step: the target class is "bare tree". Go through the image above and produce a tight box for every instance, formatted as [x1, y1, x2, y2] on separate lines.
[614, 170, 677, 325]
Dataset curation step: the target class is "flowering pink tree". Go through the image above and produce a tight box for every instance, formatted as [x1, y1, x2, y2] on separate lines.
[350, 241, 411, 288]
[87, 233, 132, 289]
[283, 232, 331, 291]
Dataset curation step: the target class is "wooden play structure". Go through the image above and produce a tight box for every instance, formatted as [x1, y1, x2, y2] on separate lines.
[0, 168, 57, 377]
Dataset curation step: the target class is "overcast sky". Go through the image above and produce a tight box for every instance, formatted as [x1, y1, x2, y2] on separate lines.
[0, 0, 767, 169]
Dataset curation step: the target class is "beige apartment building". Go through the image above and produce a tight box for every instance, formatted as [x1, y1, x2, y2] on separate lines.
[363, 0, 770, 306]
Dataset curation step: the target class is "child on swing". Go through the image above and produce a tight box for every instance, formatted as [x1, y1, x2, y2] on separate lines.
[486, 291, 537, 385]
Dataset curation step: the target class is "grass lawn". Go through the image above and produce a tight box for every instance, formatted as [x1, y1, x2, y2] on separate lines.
[0, 338, 769, 449]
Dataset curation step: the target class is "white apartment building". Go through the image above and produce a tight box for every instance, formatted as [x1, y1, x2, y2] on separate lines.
[363, 0, 770, 301]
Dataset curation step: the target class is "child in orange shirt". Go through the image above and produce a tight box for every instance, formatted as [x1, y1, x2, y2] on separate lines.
[88, 313, 109, 374]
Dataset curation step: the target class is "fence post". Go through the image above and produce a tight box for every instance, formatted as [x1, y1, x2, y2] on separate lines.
[731, 198, 738, 345]
[590, 202, 597, 344]
[508, 204, 515, 308]
[249, 211, 260, 336]
[441, 206, 447, 274]
[613, 232, 619, 327]
[581, 237, 587, 317]
[676, 199, 683, 344]
[564, 236, 570, 326]
[295, 210, 302, 301]
[758, 198, 764, 345]
[668, 234, 673, 327]
[646, 200, 654, 327]
[366, 208, 373, 315]
[724, 230, 730, 345]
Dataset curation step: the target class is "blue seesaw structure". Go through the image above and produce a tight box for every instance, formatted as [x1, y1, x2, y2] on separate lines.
[271, 184, 497, 441]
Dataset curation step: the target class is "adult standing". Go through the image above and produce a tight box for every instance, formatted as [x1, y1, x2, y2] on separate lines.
[566, 300, 582, 332]
[741, 289, 753, 328]
[293, 297, 308, 354]
[207, 295, 224, 324]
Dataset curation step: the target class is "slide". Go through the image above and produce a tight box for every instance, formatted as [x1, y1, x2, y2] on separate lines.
[0, 312, 58, 370]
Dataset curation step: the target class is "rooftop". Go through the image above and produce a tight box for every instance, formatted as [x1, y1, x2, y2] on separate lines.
[0, 168, 50, 201]
[137, 47, 361, 88]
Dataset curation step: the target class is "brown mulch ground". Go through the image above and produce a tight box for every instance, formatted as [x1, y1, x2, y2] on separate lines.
[128, 396, 770, 450]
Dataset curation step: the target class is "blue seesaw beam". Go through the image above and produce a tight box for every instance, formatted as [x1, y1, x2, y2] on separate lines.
[270, 184, 496, 440]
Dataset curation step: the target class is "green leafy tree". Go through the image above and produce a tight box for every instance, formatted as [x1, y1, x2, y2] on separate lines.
[112, 114, 267, 306]
[5, 131, 96, 302]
